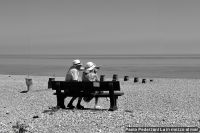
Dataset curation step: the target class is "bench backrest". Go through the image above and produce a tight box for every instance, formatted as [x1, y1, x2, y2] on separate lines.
[51, 81, 120, 91]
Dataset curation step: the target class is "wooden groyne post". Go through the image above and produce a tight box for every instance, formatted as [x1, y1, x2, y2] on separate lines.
[134, 77, 138, 83]
[100, 75, 105, 82]
[25, 78, 33, 92]
[142, 79, 146, 83]
[112, 74, 118, 81]
[48, 78, 55, 89]
[124, 76, 129, 81]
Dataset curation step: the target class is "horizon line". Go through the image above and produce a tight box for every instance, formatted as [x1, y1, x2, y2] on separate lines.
[1, 54, 200, 59]
[1, 53, 200, 56]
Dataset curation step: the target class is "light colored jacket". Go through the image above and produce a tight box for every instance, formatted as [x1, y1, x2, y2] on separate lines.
[65, 66, 80, 81]
[82, 70, 99, 82]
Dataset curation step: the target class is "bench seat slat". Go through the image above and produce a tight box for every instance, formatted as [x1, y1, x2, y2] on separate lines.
[51, 81, 121, 91]
[94, 91, 124, 97]
[53, 91, 124, 97]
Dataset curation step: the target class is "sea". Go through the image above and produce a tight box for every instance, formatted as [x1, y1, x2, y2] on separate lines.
[1, 54, 200, 79]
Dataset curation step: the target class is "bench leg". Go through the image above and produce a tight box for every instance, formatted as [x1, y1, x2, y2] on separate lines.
[56, 94, 66, 109]
[108, 83, 118, 111]
[109, 96, 118, 111]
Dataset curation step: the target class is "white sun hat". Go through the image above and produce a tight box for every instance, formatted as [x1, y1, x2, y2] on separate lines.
[85, 62, 96, 71]
[72, 59, 82, 66]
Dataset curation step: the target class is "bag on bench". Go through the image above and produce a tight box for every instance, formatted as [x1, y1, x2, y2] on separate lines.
[83, 91, 103, 102]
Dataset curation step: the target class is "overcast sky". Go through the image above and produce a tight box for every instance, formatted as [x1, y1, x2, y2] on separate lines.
[0, 0, 200, 55]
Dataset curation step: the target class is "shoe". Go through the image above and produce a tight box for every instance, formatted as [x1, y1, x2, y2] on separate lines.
[67, 104, 75, 109]
[60, 106, 67, 109]
[94, 105, 101, 109]
[76, 104, 84, 109]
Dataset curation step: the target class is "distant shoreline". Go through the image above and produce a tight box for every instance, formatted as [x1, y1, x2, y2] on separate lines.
[1, 54, 200, 59]
[1, 54, 200, 79]
[1, 65, 200, 79]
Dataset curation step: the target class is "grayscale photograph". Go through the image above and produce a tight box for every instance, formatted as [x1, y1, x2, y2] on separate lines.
[0, 0, 200, 132]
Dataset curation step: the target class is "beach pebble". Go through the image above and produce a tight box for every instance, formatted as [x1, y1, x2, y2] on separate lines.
[33, 115, 39, 119]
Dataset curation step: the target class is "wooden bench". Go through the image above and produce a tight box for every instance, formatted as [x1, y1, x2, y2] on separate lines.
[51, 81, 124, 111]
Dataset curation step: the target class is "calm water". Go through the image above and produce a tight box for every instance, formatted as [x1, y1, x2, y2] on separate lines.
[1, 54, 200, 79]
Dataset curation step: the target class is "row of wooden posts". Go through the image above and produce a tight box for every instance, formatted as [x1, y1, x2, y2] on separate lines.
[100, 74, 153, 83]
[47, 74, 153, 88]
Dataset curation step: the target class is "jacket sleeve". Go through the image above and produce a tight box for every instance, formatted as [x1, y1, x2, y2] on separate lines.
[71, 69, 79, 81]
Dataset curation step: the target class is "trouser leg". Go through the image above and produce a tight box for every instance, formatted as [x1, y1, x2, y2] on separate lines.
[77, 97, 82, 106]
[95, 97, 98, 106]
[68, 97, 77, 105]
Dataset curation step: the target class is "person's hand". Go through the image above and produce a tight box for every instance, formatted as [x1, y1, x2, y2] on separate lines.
[80, 66, 85, 71]
[94, 69, 98, 73]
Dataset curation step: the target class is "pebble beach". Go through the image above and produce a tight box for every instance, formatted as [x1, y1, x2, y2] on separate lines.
[0, 74, 200, 133]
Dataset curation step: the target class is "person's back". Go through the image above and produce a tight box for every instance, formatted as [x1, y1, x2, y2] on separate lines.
[65, 66, 79, 82]
[63, 59, 84, 109]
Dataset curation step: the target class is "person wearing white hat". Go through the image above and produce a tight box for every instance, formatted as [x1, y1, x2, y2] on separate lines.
[82, 62, 101, 109]
[82, 62, 99, 81]
[65, 59, 84, 109]
[65, 59, 83, 81]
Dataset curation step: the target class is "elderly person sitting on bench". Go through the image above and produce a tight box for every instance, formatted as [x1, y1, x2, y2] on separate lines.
[65, 59, 84, 109]
[82, 62, 101, 109]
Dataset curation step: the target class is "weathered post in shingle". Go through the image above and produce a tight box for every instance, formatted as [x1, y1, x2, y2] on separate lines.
[134, 77, 138, 83]
[124, 76, 129, 81]
[48, 78, 55, 89]
[112, 74, 118, 81]
[25, 78, 33, 92]
[100, 75, 105, 82]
